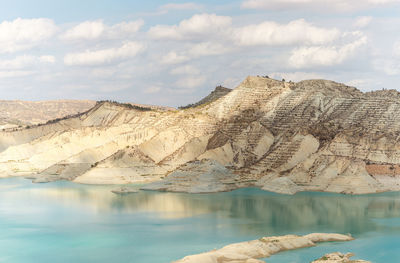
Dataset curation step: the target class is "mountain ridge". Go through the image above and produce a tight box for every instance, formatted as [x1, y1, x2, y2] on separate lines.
[1, 76, 400, 195]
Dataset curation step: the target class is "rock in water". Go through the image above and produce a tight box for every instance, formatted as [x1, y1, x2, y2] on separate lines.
[111, 186, 139, 195]
[312, 252, 371, 263]
[173, 233, 354, 263]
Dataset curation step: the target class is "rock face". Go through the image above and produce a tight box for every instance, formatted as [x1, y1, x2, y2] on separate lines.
[173, 233, 354, 263]
[312, 252, 370, 263]
[2, 76, 400, 194]
[0, 100, 96, 129]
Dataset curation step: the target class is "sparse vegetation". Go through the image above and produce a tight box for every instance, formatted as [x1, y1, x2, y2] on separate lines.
[96, 100, 152, 111]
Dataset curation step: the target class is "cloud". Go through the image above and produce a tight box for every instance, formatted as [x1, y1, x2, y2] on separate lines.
[346, 78, 369, 87]
[143, 86, 161, 94]
[39, 56, 56, 63]
[62, 21, 105, 40]
[61, 20, 144, 41]
[188, 42, 233, 56]
[161, 42, 232, 66]
[0, 18, 57, 53]
[144, 3, 203, 16]
[149, 14, 340, 48]
[288, 36, 367, 68]
[148, 13, 232, 40]
[353, 16, 372, 28]
[170, 65, 200, 75]
[0, 70, 34, 79]
[241, 0, 400, 11]
[373, 59, 400, 75]
[393, 40, 400, 57]
[160, 3, 203, 11]
[0, 55, 55, 69]
[233, 19, 340, 46]
[175, 76, 206, 89]
[270, 71, 324, 81]
[161, 51, 189, 64]
[64, 42, 145, 66]
[107, 20, 144, 38]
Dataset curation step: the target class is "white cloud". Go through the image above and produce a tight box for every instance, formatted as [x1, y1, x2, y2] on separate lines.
[188, 42, 233, 56]
[64, 42, 145, 66]
[0, 55, 55, 69]
[233, 19, 339, 46]
[161, 51, 189, 64]
[143, 86, 161, 94]
[270, 72, 324, 81]
[288, 36, 367, 68]
[222, 77, 241, 89]
[0, 18, 57, 53]
[149, 15, 340, 48]
[108, 20, 144, 38]
[175, 76, 206, 89]
[241, 0, 400, 11]
[373, 59, 400, 75]
[62, 20, 104, 40]
[160, 3, 202, 11]
[148, 13, 232, 40]
[61, 20, 144, 41]
[39, 56, 56, 64]
[346, 79, 368, 87]
[353, 16, 372, 28]
[393, 40, 400, 57]
[170, 65, 200, 75]
[0, 70, 34, 79]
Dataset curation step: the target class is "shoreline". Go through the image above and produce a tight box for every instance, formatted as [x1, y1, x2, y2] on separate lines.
[1, 175, 400, 196]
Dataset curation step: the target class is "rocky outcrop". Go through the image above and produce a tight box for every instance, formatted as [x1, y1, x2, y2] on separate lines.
[2, 76, 400, 195]
[312, 252, 370, 263]
[111, 186, 139, 195]
[173, 233, 354, 263]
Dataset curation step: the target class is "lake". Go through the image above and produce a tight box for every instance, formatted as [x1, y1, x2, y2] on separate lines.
[0, 177, 399, 262]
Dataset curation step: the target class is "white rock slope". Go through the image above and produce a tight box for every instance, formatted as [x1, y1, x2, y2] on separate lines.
[2, 77, 400, 195]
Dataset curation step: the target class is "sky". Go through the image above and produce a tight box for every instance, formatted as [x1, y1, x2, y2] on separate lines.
[1, 0, 400, 107]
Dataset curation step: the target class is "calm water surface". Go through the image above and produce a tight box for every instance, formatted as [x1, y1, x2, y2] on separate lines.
[1, 177, 400, 262]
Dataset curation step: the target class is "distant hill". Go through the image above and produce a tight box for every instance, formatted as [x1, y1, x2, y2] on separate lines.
[0, 100, 96, 129]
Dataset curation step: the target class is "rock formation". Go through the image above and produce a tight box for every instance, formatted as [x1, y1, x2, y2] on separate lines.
[173, 233, 354, 263]
[312, 252, 370, 263]
[2, 76, 400, 194]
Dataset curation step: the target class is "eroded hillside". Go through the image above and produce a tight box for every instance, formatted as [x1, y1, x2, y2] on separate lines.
[1, 76, 400, 195]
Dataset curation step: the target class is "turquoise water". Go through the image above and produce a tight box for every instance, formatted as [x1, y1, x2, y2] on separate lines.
[0, 178, 400, 262]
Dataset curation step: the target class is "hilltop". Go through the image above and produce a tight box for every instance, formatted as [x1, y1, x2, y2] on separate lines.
[1, 76, 400, 195]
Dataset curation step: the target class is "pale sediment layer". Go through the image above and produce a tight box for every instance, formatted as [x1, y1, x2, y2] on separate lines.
[173, 233, 354, 263]
[2, 77, 400, 195]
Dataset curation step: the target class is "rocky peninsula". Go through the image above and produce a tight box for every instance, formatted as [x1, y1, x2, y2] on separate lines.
[1, 76, 400, 195]
[173, 233, 364, 263]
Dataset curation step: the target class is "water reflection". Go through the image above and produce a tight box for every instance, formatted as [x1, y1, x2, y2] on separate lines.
[2, 178, 400, 237]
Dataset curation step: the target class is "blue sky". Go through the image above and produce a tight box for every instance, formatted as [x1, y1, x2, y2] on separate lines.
[1, 0, 400, 107]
